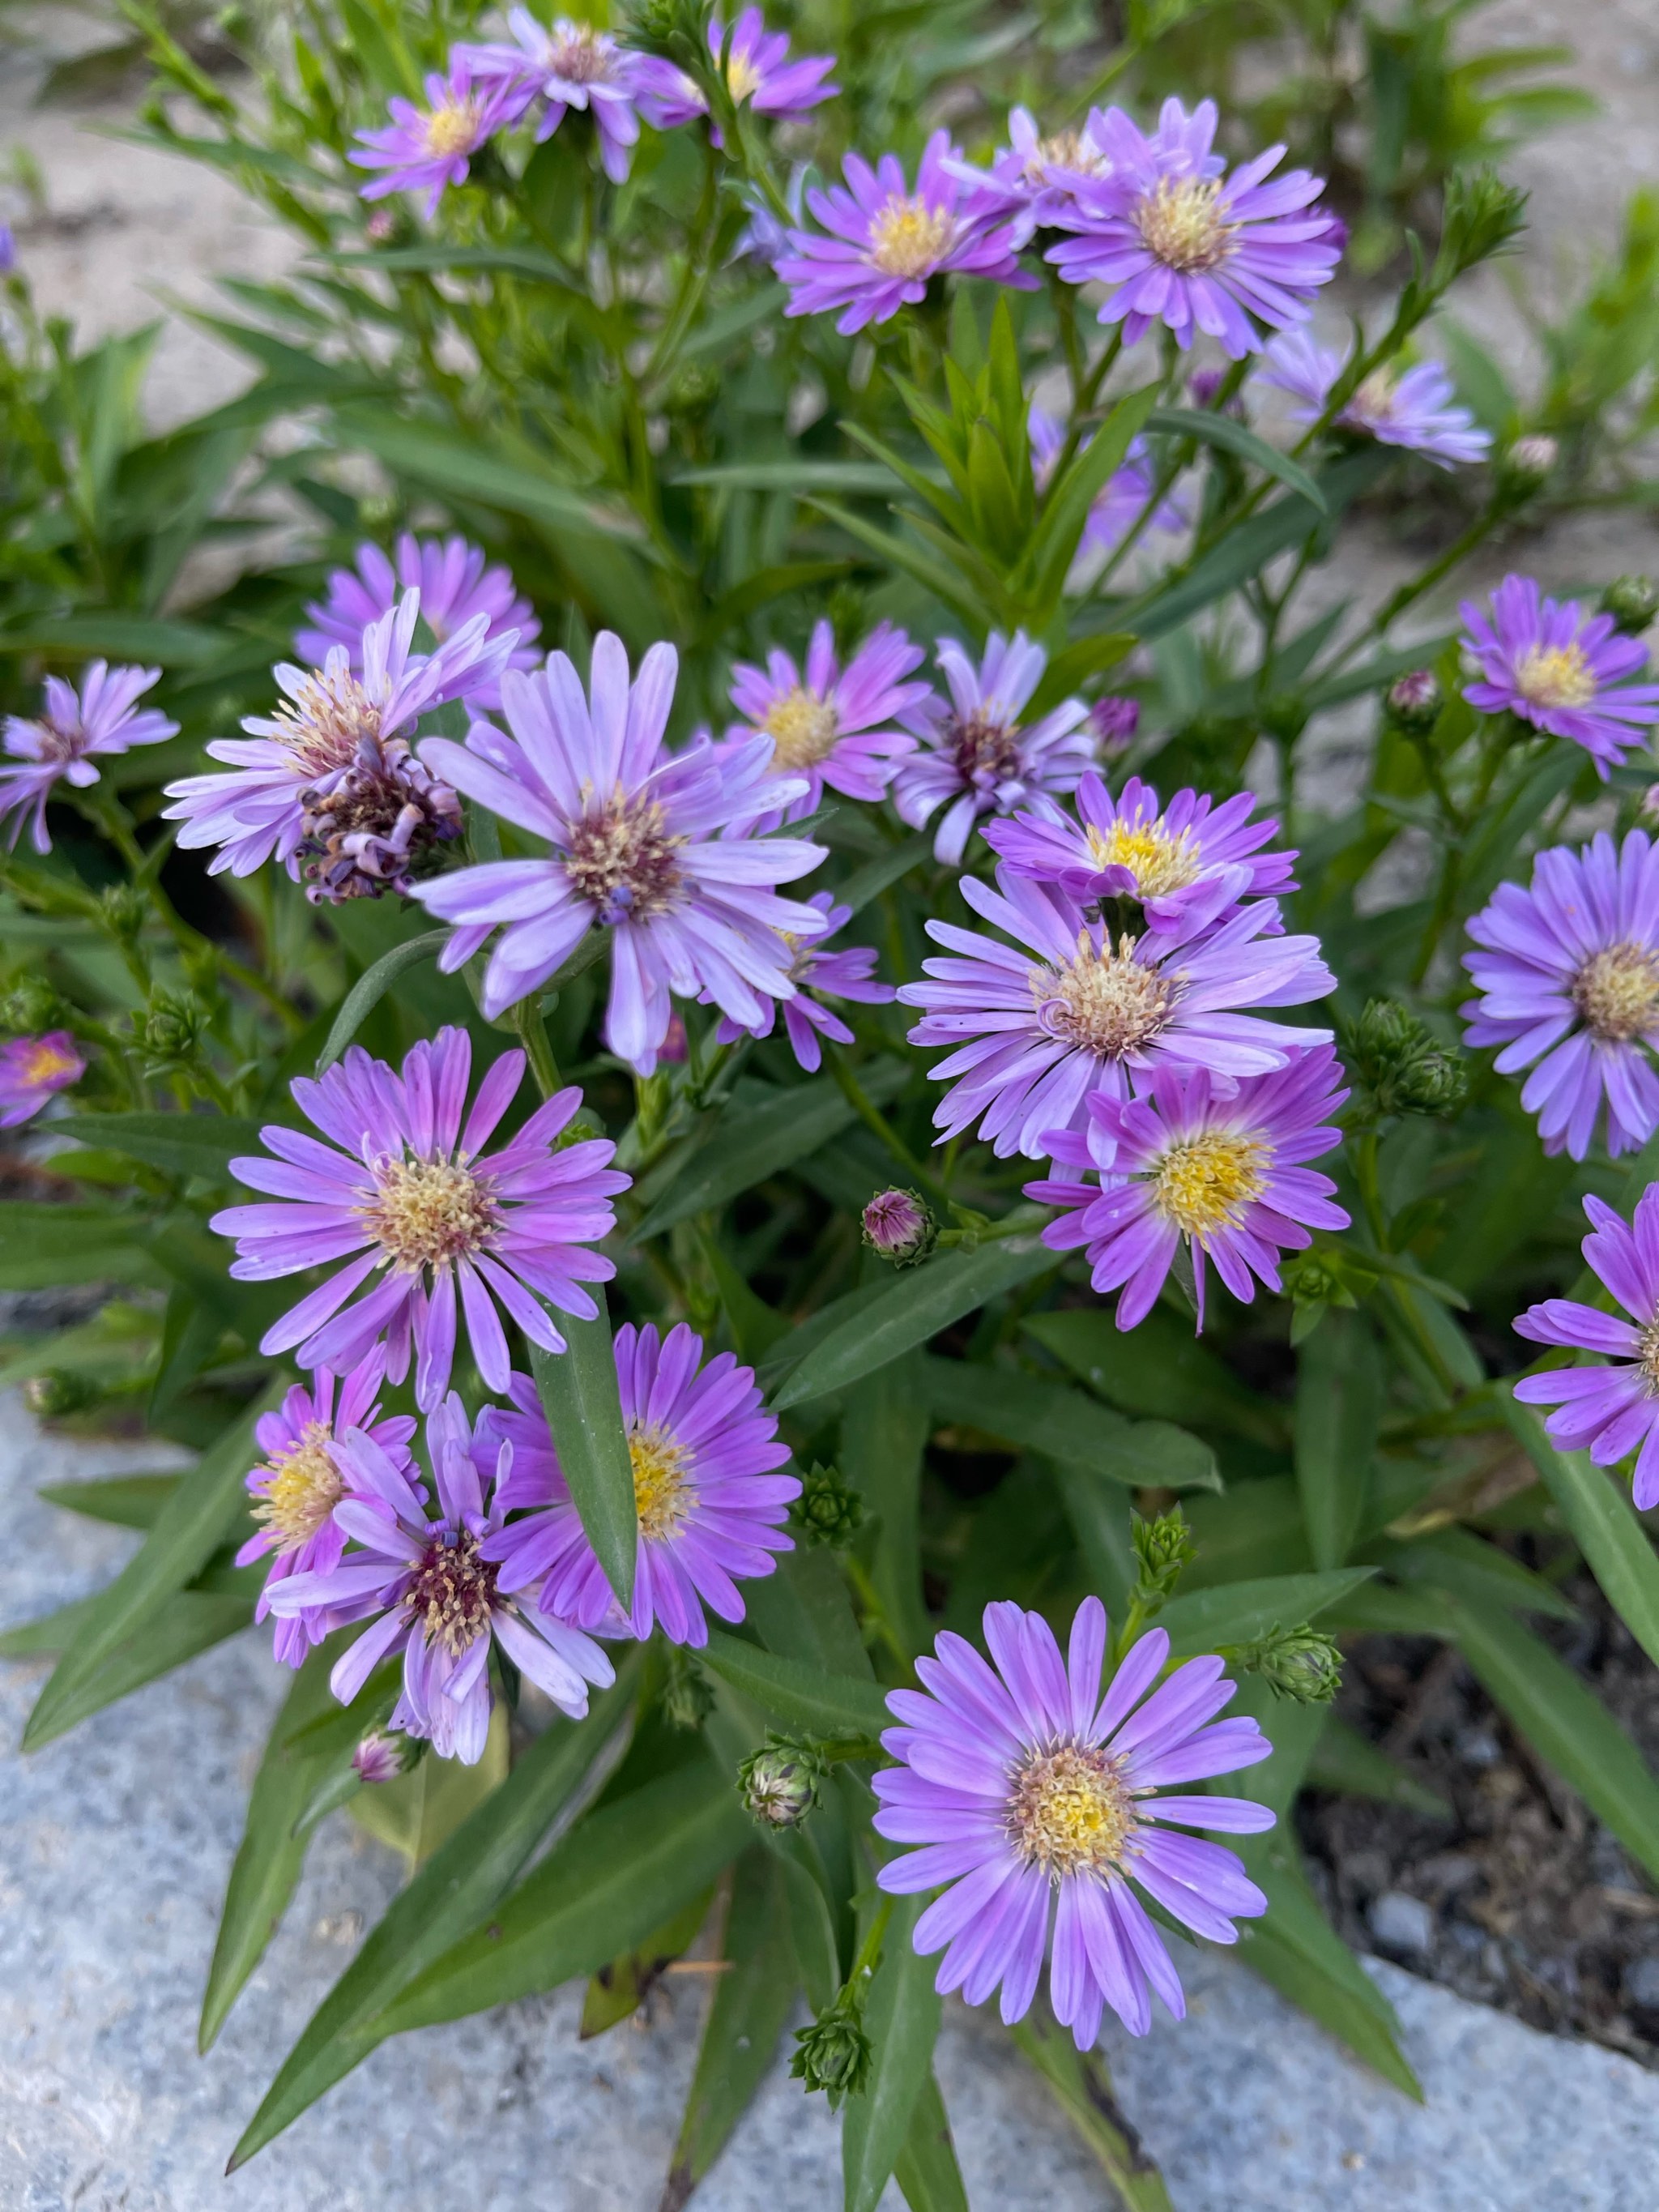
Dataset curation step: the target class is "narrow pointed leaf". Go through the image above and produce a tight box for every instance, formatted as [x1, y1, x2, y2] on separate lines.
[530, 1287, 636, 1610]
[917, 1353, 1219, 1491]
[701, 1629, 891, 1739]
[1307, 1715, 1451, 1817]
[1503, 1390, 1659, 1668]
[316, 929, 448, 1073]
[1147, 406, 1328, 510]
[1009, 2008, 1175, 2210]
[56, 1112, 263, 1180]
[842, 1892, 940, 2212]
[1156, 1567, 1376, 1655]
[582, 1885, 714, 2038]
[893, 2073, 970, 2212]
[36, 1471, 181, 1529]
[1294, 1309, 1382, 1569]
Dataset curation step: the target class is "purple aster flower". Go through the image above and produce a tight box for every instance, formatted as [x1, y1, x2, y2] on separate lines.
[1028, 409, 1188, 566]
[890, 631, 1094, 867]
[0, 663, 177, 855]
[481, 1327, 800, 1646]
[984, 771, 1296, 936]
[898, 867, 1335, 1159]
[711, 890, 893, 1070]
[873, 1597, 1273, 2046]
[1047, 98, 1341, 357]
[295, 533, 540, 712]
[410, 633, 826, 1074]
[1461, 831, 1659, 1160]
[638, 8, 836, 139]
[1027, 1048, 1349, 1330]
[1460, 574, 1659, 777]
[725, 618, 929, 818]
[1258, 329, 1491, 468]
[777, 130, 1029, 336]
[267, 1393, 614, 1761]
[945, 105, 1115, 248]
[349, 59, 523, 217]
[457, 11, 650, 184]
[234, 1354, 418, 1668]
[0, 1031, 83, 1126]
[212, 1027, 629, 1411]
[164, 590, 512, 882]
[1514, 1188, 1659, 1510]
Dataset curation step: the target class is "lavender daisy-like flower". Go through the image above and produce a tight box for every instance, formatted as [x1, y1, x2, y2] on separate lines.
[725, 618, 928, 817]
[1461, 831, 1659, 1160]
[212, 1027, 629, 1410]
[712, 890, 893, 1071]
[1027, 409, 1188, 564]
[410, 633, 826, 1074]
[0, 1031, 83, 1125]
[639, 7, 836, 138]
[481, 1327, 800, 1646]
[164, 591, 511, 883]
[0, 663, 177, 855]
[267, 1393, 614, 1760]
[985, 771, 1295, 935]
[1514, 1188, 1659, 1510]
[234, 1356, 418, 1668]
[874, 1598, 1273, 2045]
[947, 106, 1115, 247]
[458, 11, 650, 183]
[295, 533, 540, 712]
[899, 867, 1335, 1158]
[1460, 574, 1659, 777]
[890, 632, 1094, 867]
[1028, 1049, 1349, 1330]
[1047, 98, 1341, 357]
[777, 130, 1027, 336]
[349, 59, 522, 217]
[1258, 329, 1491, 468]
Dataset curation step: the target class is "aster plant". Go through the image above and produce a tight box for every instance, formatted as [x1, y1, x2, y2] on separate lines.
[6, 6, 1659, 2210]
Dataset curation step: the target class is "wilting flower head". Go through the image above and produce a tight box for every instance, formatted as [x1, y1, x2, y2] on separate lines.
[899, 866, 1335, 1158]
[458, 11, 656, 181]
[986, 771, 1295, 934]
[1459, 574, 1659, 776]
[863, 1186, 936, 1266]
[1258, 329, 1491, 468]
[0, 663, 177, 854]
[891, 632, 1094, 866]
[295, 533, 540, 711]
[481, 1328, 800, 1646]
[164, 591, 512, 881]
[1029, 1048, 1349, 1329]
[949, 105, 1115, 248]
[1461, 831, 1659, 1160]
[267, 1393, 614, 1761]
[298, 733, 464, 904]
[1047, 98, 1341, 357]
[777, 130, 1028, 335]
[0, 1031, 84, 1125]
[235, 1356, 418, 1667]
[725, 618, 928, 818]
[638, 8, 836, 139]
[350, 59, 522, 216]
[711, 890, 892, 1072]
[213, 1027, 629, 1410]
[1514, 1188, 1659, 1510]
[411, 633, 826, 1074]
[874, 1598, 1273, 2045]
[1027, 409, 1189, 564]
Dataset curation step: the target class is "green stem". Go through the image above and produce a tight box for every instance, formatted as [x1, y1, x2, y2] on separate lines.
[510, 997, 563, 1100]
[826, 1048, 945, 1200]
[841, 1552, 915, 1678]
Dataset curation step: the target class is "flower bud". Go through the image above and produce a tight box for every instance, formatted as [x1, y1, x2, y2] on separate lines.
[1239, 1623, 1344, 1704]
[660, 1645, 714, 1731]
[862, 1187, 936, 1267]
[1131, 1506, 1194, 1609]
[790, 1995, 872, 2107]
[24, 1369, 100, 1419]
[793, 1460, 864, 1548]
[352, 1730, 404, 1784]
[664, 361, 720, 420]
[1601, 575, 1659, 636]
[1503, 433, 1558, 482]
[98, 883, 147, 943]
[0, 977, 62, 1036]
[138, 990, 207, 1074]
[1347, 997, 1467, 1119]
[1384, 668, 1443, 733]
[1088, 695, 1140, 759]
[364, 207, 395, 244]
[739, 1735, 827, 1830]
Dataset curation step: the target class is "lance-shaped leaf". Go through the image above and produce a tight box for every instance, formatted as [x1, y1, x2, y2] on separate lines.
[315, 929, 448, 1074]
[917, 1353, 1219, 1492]
[1017, 384, 1159, 606]
[893, 2073, 970, 2212]
[842, 1893, 940, 2212]
[701, 1629, 891, 1740]
[36, 1471, 181, 1529]
[1009, 2006, 1175, 2212]
[1155, 1566, 1376, 1655]
[55, 1111, 263, 1181]
[1025, 1305, 1285, 1444]
[1307, 1715, 1450, 1818]
[1294, 1308, 1382, 1569]
[582, 1886, 714, 2039]
[530, 1287, 636, 1612]
[1146, 406, 1328, 510]
[1502, 1391, 1659, 1669]
[841, 1360, 932, 1658]
[348, 1705, 510, 1869]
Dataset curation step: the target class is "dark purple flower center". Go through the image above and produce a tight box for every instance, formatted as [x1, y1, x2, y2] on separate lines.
[406, 1527, 497, 1656]
[29, 715, 85, 764]
[1006, 1741, 1137, 1878]
[1572, 942, 1659, 1043]
[547, 23, 615, 83]
[564, 792, 685, 925]
[299, 734, 463, 905]
[1034, 933, 1179, 1060]
[947, 709, 1024, 791]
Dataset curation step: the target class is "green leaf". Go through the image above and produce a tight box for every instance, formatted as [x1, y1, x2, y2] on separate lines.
[805, 497, 988, 628]
[744, 1544, 875, 1677]
[36, 1471, 181, 1530]
[349, 1706, 510, 1869]
[917, 1353, 1219, 1492]
[668, 460, 898, 493]
[700, 1630, 890, 1739]
[1147, 406, 1329, 511]
[840, 1359, 932, 1658]
[1448, 1593, 1659, 1887]
[1022, 385, 1159, 604]
[0, 1202, 165, 1291]
[834, 832, 934, 917]
[1009, 2007, 1175, 2211]
[1156, 1568, 1377, 1655]
[1307, 1714, 1450, 1818]
[1388, 1527, 1580, 1623]
[893, 2073, 970, 2212]
[661, 1851, 797, 2212]
[24, 1389, 279, 1749]
[232, 1663, 640, 2167]
[54, 1112, 263, 1181]
[842, 1893, 940, 2212]
[1023, 1305, 1284, 1444]
[530, 1288, 636, 1612]
[1502, 1391, 1659, 1668]
[1294, 1310, 1383, 1569]
[316, 930, 449, 1074]
[580, 1885, 714, 2039]
[0, 1591, 100, 1656]
[770, 1227, 1058, 1410]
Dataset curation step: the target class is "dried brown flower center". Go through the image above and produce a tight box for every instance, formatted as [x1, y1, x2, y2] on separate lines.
[762, 687, 841, 769]
[1153, 1131, 1266, 1239]
[362, 1155, 498, 1272]
[1134, 176, 1237, 275]
[630, 1421, 692, 1539]
[1085, 818, 1201, 899]
[565, 792, 685, 923]
[1572, 943, 1659, 1043]
[1512, 643, 1597, 712]
[1034, 933, 1179, 1059]
[868, 195, 956, 280]
[251, 1419, 342, 1551]
[1006, 1742, 1136, 1879]
[948, 709, 1024, 788]
[407, 1527, 497, 1656]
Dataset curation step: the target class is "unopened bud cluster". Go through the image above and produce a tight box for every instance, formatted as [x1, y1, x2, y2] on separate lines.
[1347, 997, 1468, 1120]
[792, 1460, 864, 1547]
[1131, 1506, 1194, 1612]
[739, 1734, 829, 1830]
[1236, 1623, 1344, 1704]
[1384, 668, 1443, 734]
[790, 1987, 872, 2107]
[1602, 574, 1658, 634]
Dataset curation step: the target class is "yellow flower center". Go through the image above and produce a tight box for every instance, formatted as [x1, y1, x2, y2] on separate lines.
[1026, 129, 1106, 183]
[727, 47, 763, 102]
[564, 790, 686, 923]
[762, 686, 841, 770]
[1152, 1130, 1267, 1239]
[1085, 818, 1202, 899]
[1346, 369, 1398, 429]
[1034, 933, 1179, 1061]
[1640, 1322, 1659, 1390]
[868, 195, 956, 280]
[360, 1155, 498, 1274]
[251, 1420, 343, 1552]
[1572, 943, 1659, 1044]
[1134, 175, 1237, 275]
[1006, 1742, 1137, 1880]
[273, 669, 382, 779]
[1512, 643, 1597, 712]
[406, 1527, 497, 1656]
[17, 1039, 79, 1086]
[424, 99, 479, 158]
[629, 1421, 692, 1540]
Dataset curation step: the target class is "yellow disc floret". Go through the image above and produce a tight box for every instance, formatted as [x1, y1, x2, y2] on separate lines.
[361, 1155, 498, 1273]
[1152, 1130, 1267, 1240]
[251, 1420, 343, 1551]
[1572, 942, 1659, 1043]
[1006, 1742, 1137, 1880]
[868, 196, 955, 280]
[1134, 176, 1238, 275]
[762, 687, 841, 769]
[1512, 643, 1597, 713]
[1085, 818, 1202, 900]
[629, 1420, 693, 1539]
[1035, 933, 1179, 1060]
